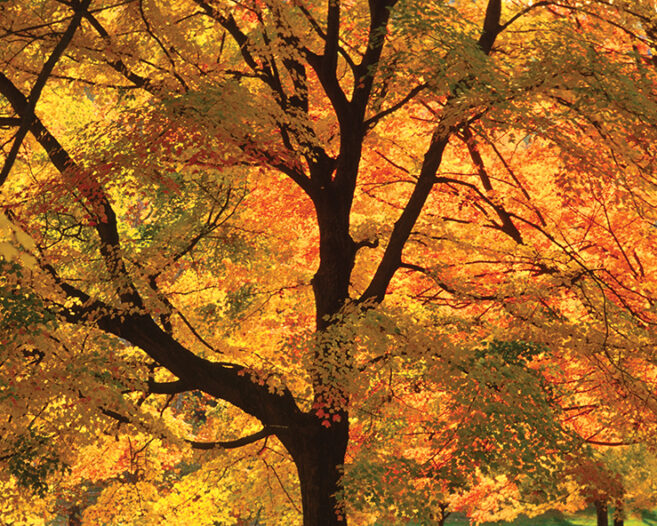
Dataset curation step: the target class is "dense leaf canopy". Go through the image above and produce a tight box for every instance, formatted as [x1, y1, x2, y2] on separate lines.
[2, 0, 657, 525]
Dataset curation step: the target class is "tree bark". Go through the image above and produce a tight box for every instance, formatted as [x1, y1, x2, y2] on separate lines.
[293, 161, 355, 525]
[310, 184, 357, 331]
[282, 416, 350, 526]
[595, 500, 609, 526]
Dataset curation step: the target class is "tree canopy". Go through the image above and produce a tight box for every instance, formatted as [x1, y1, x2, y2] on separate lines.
[2, 0, 657, 525]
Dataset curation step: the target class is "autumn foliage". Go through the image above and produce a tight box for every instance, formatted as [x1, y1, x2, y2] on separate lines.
[2, 0, 657, 525]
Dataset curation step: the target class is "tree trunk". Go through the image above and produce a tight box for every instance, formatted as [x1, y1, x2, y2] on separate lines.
[613, 500, 624, 526]
[283, 415, 350, 526]
[299, 167, 357, 525]
[595, 500, 609, 526]
[435, 503, 450, 526]
[68, 505, 82, 526]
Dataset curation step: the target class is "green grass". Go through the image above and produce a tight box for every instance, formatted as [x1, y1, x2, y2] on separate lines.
[475, 509, 657, 526]
[379, 509, 657, 525]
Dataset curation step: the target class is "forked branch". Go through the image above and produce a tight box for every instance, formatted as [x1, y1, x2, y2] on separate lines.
[0, 72, 143, 307]
[0, 0, 91, 187]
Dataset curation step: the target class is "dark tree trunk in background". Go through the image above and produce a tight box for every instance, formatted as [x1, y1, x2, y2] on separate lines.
[435, 503, 450, 526]
[68, 505, 82, 526]
[596, 501, 609, 526]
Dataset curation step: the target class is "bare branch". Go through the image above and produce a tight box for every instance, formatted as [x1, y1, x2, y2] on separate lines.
[360, 130, 451, 303]
[188, 427, 273, 450]
[0, 117, 21, 127]
[478, 0, 502, 54]
[364, 83, 427, 130]
[458, 127, 523, 244]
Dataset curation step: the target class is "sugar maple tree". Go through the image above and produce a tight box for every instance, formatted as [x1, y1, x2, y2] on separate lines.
[2, 0, 657, 524]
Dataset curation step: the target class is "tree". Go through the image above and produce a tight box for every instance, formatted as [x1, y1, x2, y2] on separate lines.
[2, 0, 657, 524]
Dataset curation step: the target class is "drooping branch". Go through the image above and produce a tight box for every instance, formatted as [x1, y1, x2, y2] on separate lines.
[473, 128, 548, 227]
[99, 407, 131, 424]
[398, 261, 499, 301]
[583, 438, 637, 446]
[364, 83, 428, 131]
[99, 400, 275, 450]
[499, 1, 553, 32]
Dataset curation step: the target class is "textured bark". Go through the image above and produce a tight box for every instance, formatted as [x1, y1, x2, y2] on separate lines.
[302, 168, 355, 524]
[311, 186, 357, 330]
[281, 416, 350, 526]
